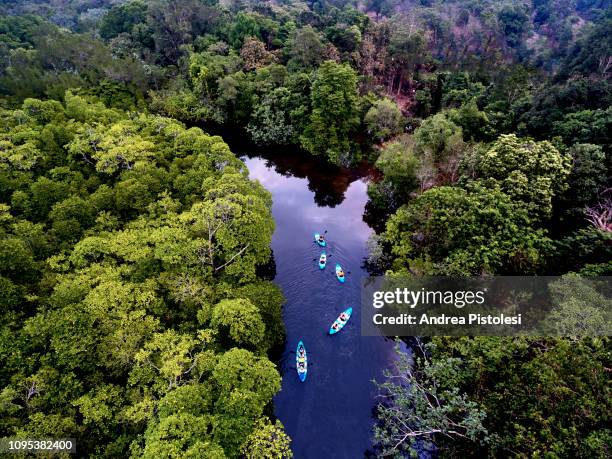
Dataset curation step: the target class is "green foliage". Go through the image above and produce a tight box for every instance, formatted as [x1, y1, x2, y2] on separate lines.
[383, 183, 552, 275]
[555, 227, 612, 274]
[428, 336, 611, 457]
[552, 107, 612, 146]
[448, 102, 491, 141]
[286, 26, 326, 70]
[497, 4, 531, 48]
[558, 9, 612, 78]
[546, 274, 612, 336]
[300, 61, 359, 165]
[326, 24, 362, 54]
[229, 12, 265, 49]
[374, 341, 487, 456]
[0, 94, 287, 457]
[211, 299, 266, 351]
[368, 136, 419, 214]
[242, 418, 293, 459]
[364, 98, 404, 141]
[517, 77, 611, 141]
[0, 3, 610, 458]
[247, 87, 295, 146]
[559, 143, 609, 223]
[0, 16, 147, 106]
[414, 113, 464, 163]
[470, 134, 572, 219]
[99, 1, 148, 40]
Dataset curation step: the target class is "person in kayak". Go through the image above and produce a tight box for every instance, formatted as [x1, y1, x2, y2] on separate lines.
[339, 312, 349, 321]
[338, 269, 345, 278]
[332, 322, 340, 331]
[318, 234, 325, 243]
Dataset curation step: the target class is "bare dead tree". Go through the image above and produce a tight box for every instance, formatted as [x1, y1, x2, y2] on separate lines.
[23, 380, 40, 407]
[585, 189, 612, 232]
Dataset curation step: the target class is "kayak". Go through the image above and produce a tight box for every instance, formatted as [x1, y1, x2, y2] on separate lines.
[296, 341, 307, 382]
[335, 263, 345, 283]
[314, 233, 326, 247]
[318, 252, 327, 269]
[329, 307, 353, 335]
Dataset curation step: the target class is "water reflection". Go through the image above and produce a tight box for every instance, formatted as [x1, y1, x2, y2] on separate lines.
[242, 149, 376, 208]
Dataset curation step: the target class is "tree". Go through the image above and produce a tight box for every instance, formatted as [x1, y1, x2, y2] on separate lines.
[222, 281, 285, 350]
[140, 412, 225, 459]
[414, 113, 464, 162]
[428, 336, 611, 457]
[211, 348, 281, 456]
[0, 94, 285, 457]
[326, 24, 362, 54]
[240, 37, 275, 70]
[448, 102, 491, 142]
[546, 274, 612, 336]
[374, 341, 487, 456]
[387, 20, 429, 94]
[413, 113, 466, 185]
[99, 1, 148, 40]
[364, 98, 404, 141]
[383, 183, 552, 275]
[247, 87, 295, 146]
[300, 61, 359, 165]
[558, 10, 612, 78]
[286, 26, 325, 69]
[228, 12, 267, 49]
[559, 143, 608, 223]
[241, 418, 293, 459]
[552, 108, 612, 146]
[68, 119, 156, 174]
[470, 134, 571, 219]
[498, 4, 531, 48]
[147, 0, 219, 64]
[210, 299, 266, 351]
[367, 136, 419, 217]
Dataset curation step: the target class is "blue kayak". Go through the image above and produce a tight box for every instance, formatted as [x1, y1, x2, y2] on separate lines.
[318, 252, 327, 269]
[335, 263, 345, 283]
[314, 233, 326, 247]
[329, 307, 353, 335]
[296, 341, 307, 382]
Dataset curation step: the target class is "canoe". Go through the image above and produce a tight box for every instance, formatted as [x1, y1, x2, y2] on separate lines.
[329, 307, 353, 335]
[296, 341, 307, 382]
[318, 252, 327, 269]
[335, 263, 345, 283]
[314, 233, 326, 247]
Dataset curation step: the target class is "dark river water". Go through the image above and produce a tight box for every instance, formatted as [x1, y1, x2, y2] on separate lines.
[242, 151, 397, 459]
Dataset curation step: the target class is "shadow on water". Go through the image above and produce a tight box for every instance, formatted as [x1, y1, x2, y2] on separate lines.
[241, 145, 398, 459]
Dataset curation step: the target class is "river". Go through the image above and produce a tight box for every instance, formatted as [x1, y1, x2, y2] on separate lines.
[242, 150, 397, 459]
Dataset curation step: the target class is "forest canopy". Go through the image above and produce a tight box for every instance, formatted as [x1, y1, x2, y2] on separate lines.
[0, 0, 610, 457]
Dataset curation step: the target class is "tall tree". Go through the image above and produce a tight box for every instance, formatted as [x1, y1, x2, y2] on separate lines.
[300, 61, 359, 165]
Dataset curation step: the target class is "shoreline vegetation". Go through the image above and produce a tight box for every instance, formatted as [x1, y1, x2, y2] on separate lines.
[1, 0, 610, 457]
